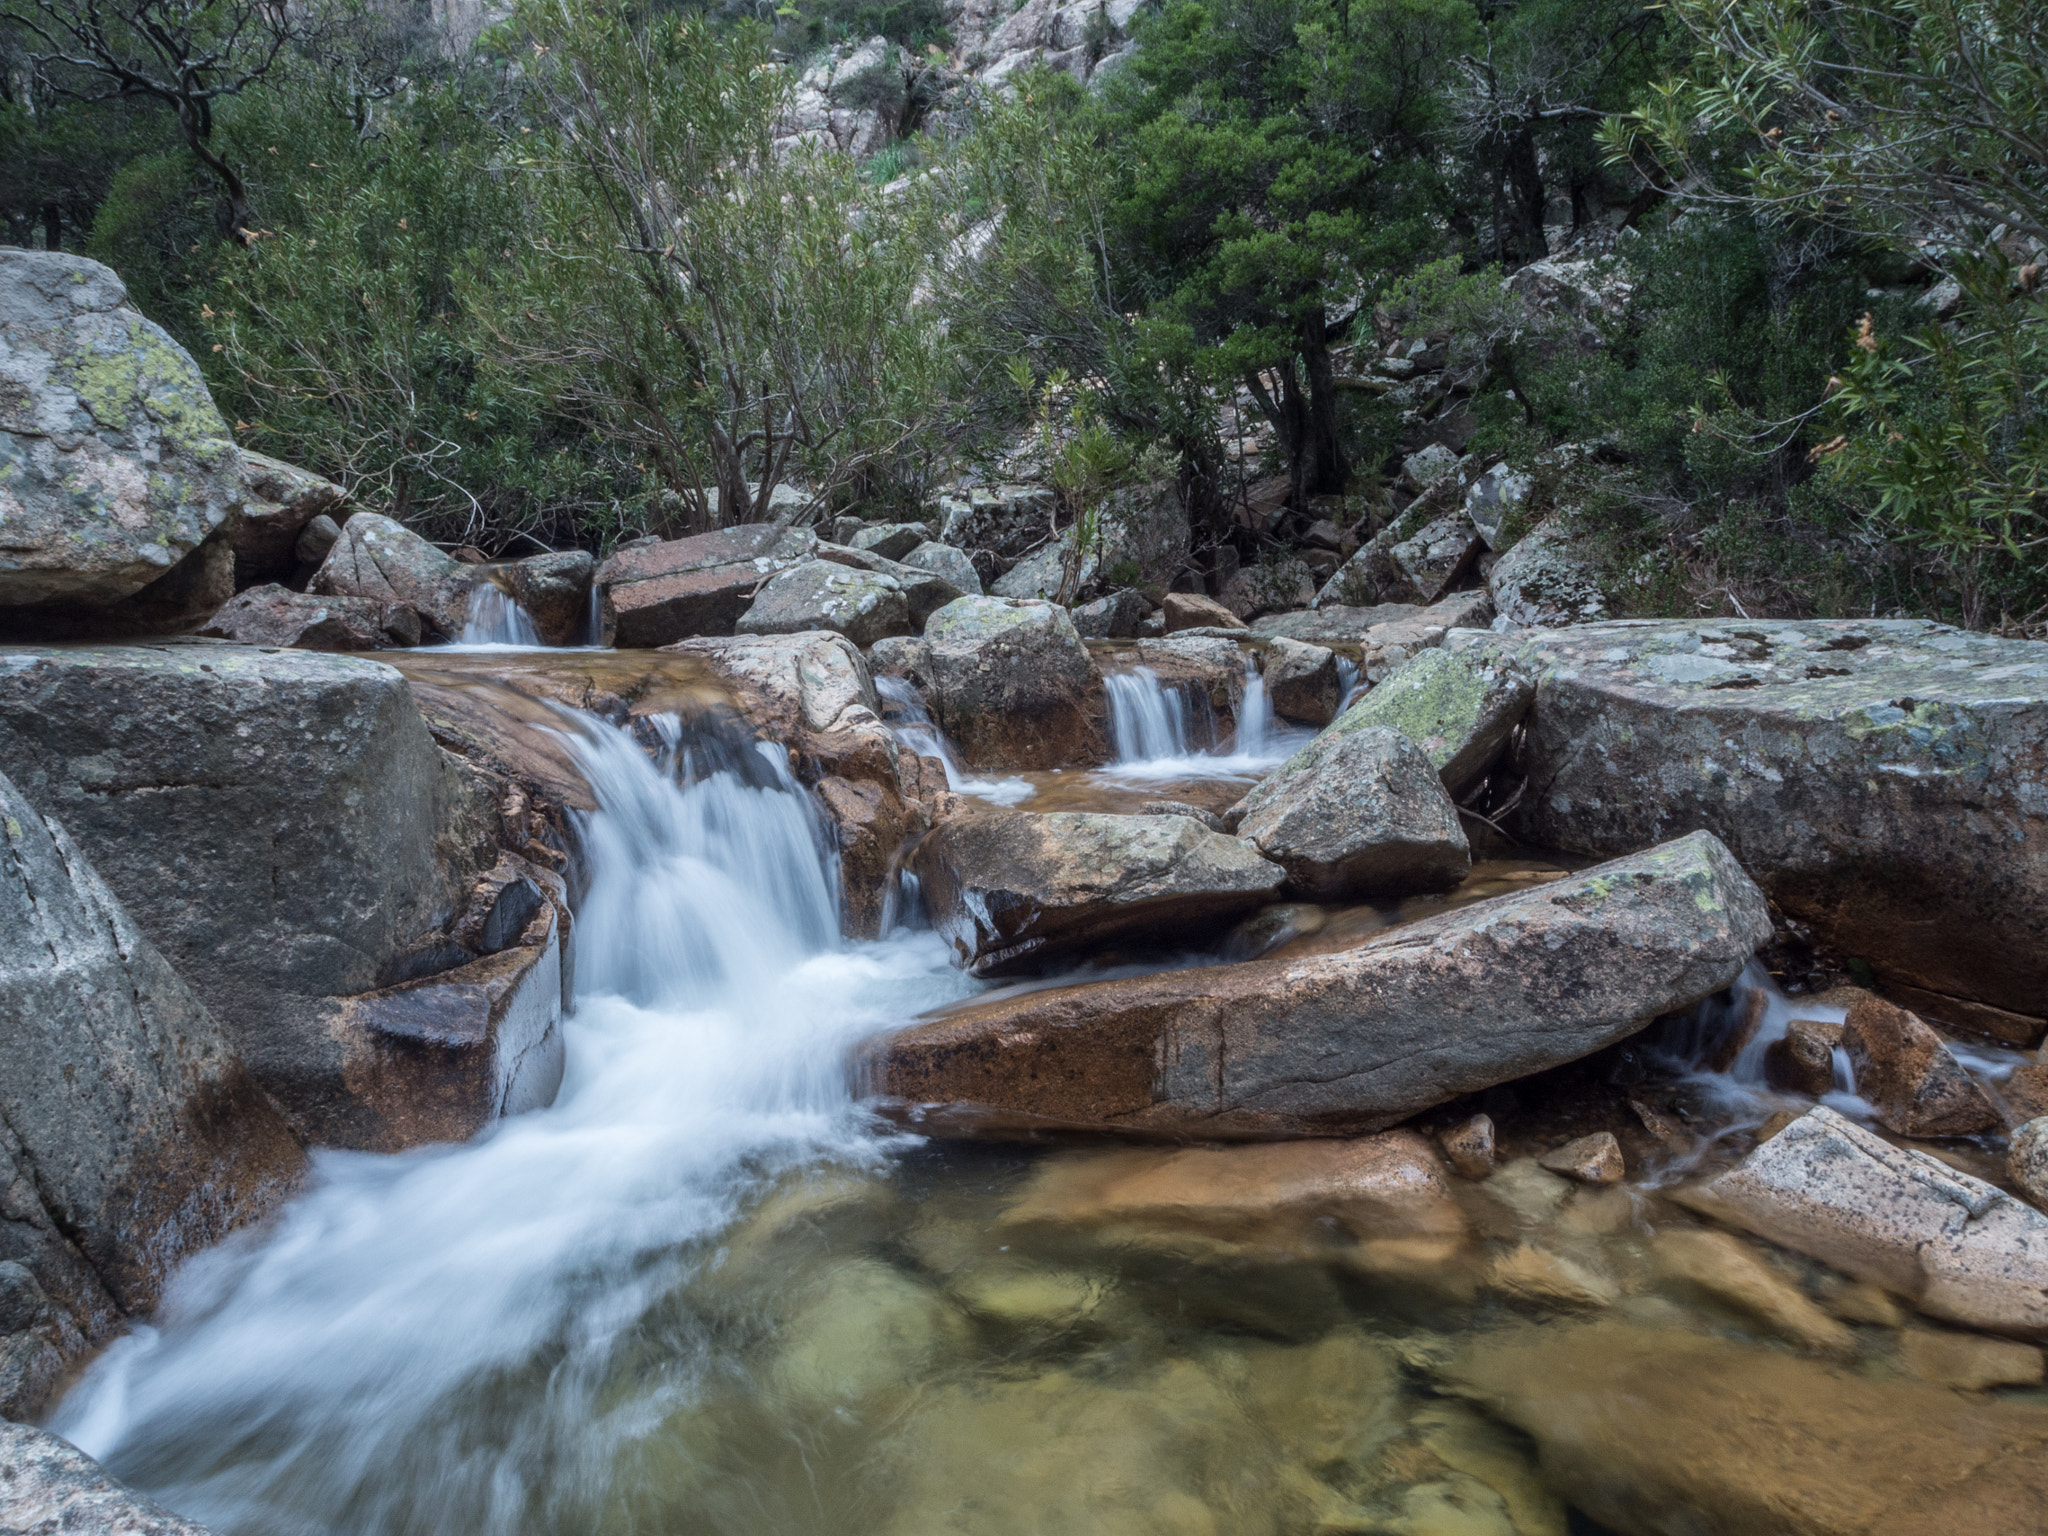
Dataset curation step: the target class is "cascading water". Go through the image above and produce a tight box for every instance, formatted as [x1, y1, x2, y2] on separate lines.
[873, 675, 1034, 807]
[50, 711, 972, 1536]
[1100, 659, 1307, 781]
[456, 582, 545, 648]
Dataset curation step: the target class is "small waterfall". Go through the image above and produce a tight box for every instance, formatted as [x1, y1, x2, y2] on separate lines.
[1105, 668, 1205, 761]
[456, 581, 544, 647]
[1101, 658, 1306, 780]
[874, 675, 1034, 807]
[50, 708, 973, 1536]
[1335, 657, 1363, 713]
[1233, 667, 1277, 757]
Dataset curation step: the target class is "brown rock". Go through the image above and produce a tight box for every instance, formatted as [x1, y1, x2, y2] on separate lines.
[1652, 1229, 1855, 1354]
[1163, 592, 1247, 632]
[1444, 1321, 2048, 1536]
[1440, 1114, 1496, 1180]
[1897, 1327, 2045, 1390]
[1841, 991, 1999, 1137]
[2002, 1064, 2048, 1123]
[1818, 1274, 1909, 1327]
[1488, 1246, 1618, 1309]
[1764, 1015, 1841, 1097]
[864, 832, 1772, 1139]
[506, 550, 596, 646]
[1538, 1132, 1624, 1186]
[595, 523, 817, 647]
[2008, 1116, 2048, 1211]
[200, 583, 420, 650]
[1259, 635, 1343, 725]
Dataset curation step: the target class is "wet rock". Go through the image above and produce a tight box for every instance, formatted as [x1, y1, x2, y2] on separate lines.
[1765, 1016, 1841, 1097]
[1219, 900, 1324, 960]
[2002, 1065, 2048, 1124]
[1139, 798, 1229, 833]
[1484, 521, 1608, 630]
[1652, 1229, 1855, 1354]
[310, 511, 475, 640]
[900, 540, 982, 598]
[1444, 1321, 2048, 1536]
[1259, 636, 1342, 725]
[769, 1257, 972, 1409]
[1488, 1245, 1618, 1309]
[1538, 1133, 1624, 1186]
[738, 559, 912, 647]
[2008, 1117, 2048, 1210]
[910, 809, 1285, 976]
[505, 550, 595, 646]
[1071, 588, 1143, 639]
[595, 523, 817, 647]
[0, 250, 241, 631]
[1327, 646, 1533, 797]
[1389, 514, 1484, 604]
[0, 1421, 219, 1535]
[867, 832, 1772, 1138]
[0, 768, 304, 1370]
[1841, 992, 1999, 1137]
[1163, 592, 1246, 632]
[1897, 1327, 2045, 1390]
[1681, 1105, 2048, 1337]
[232, 449, 347, 589]
[200, 583, 420, 651]
[848, 521, 935, 561]
[1472, 619, 2048, 1034]
[0, 643, 508, 1150]
[919, 597, 1104, 769]
[1234, 725, 1470, 899]
[1440, 1114, 1496, 1179]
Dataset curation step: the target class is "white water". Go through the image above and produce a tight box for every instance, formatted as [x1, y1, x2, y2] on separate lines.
[873, 675, 1035, 807]
[51, 713, 972, 1535]
[454, 582, 545, 648]
[1098, 661, 1309, 782]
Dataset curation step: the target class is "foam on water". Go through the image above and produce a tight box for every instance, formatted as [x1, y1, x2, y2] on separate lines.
[1097, 661, 1309, 782]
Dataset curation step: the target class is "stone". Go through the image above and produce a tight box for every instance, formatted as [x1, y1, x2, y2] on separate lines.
[1139, 799, 1229, 833]
[1326, 646, 1533, 797]
[1538, 1132, 1625, 1186]
[595, 523, 818, 647]
[294, 513, 342, 567]
[1764, 1016, 1841, 1097]
[1488, 1245, 1618, 1309]
[0, 250, 240, 628]
[1651, 1229, 1856, 1353]
[814, 541, 965, 624]
[1218, 556, 1317, 619]
[0, 643, 525, 1151]
[1403, 444, 1461, 489]
[505, 549, 595, 646]
[918, 597, 1105, 769]
[1163, 591, 1246, 632]
[1473, 619, 2048, 1033]
[737, 559, 913, 647]
[232, 449, 347, 588]
[848, 521, 935, 560]
[1258, 636, 1342, 725]
[866, 832, 1772, 1138]
[909, 809, 1285, 977]
[1389, 513, 1484, 604]
[2009, 1117, 2048, 1211]
[1440, 1114, 1496, 1179]
[0, 1421, 219, 1535]
[200, 583, 420, 650]
[1070, 588, 1143, 639]
[937, 483, 1056, 561]
[1444, 1321, 2048, 1536]
[900, 540, 982, 597]
[1485, 521, 1607, 629]
[1463, 461, 1532, 549]
[0, 768, 304, 1364]
[2004, 1065, 2048, 1123]
[1680, 1105, 2048, 1337]
[1233, 725, 1470, 899]
[1897, 1327, 2045, 1390]
[1840, 991, 1999, 1137]
[310, 511, 475, 641]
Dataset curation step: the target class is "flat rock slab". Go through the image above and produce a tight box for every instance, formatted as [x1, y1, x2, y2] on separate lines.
[738, 560, 911, 647]
[1466, 619, 2048, 1035]
[911, 809, 1285, 976]
[1680, 1105, 2048, 1338]
[866, 830, 1770, 1138]
[596, 523, 817, 647]
[200, 582, 419, 650]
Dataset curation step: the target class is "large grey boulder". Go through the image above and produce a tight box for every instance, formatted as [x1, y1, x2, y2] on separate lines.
[739, 559, 912, 646]
[1258, 635, 1342, 725]
[0, 1422, 220, 1535]
[595, 523, 817, 647]
[868, 831, 1772, 1137]
[910, 809, 1286, 976]
[506, 549, 595, 646]
[0, 643, 552, 1151]
[232, 449, 346, 589]
[815, 541, 965, 623]
[310, 511, 474, 641]
[200, 583, 420, 651]
[1234, 725, 1470, 899]
[1471, 619, 2048, 1039]
[1327, 646, 1533, 796]
[916, 597, 1104, 769]
[1486, 520, 1607, 629]
[1680, 1106, 2048, 1338]
[900, 540, 982, 597]
[848, 521, 935, 561]
[1, 768, 304, 1395]
[0, 250, 241, 632]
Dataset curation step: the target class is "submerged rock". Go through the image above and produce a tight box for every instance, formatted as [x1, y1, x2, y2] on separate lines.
[310, 511, 474, 641]
[918, 597, 1104, 769]
[200, 582, 421, 650]
[1234, 725, 1470, 899]
[1474, 619, 2048, 1038]
[1331, 646, 1532, 796]
[1537, 1133, 1624, 1187]
[0, 1421, 220, 1535]
[866, 831, 1771, 1137]
[911, 809, 1285, 976]
[596, 523, 817, 647]
[1680, 1105, 2048, 1337]
[0, 250, 241, 633]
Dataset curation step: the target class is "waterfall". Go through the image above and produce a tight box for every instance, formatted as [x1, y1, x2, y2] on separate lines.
[50, 711, 972, 1536]
[873, 675, 1034, 807]
[1335, 657, 1362, 713]
[1101, 659, 1307, 781]
[1105, 668, 1202, 761]
[456, 582, 544, 648]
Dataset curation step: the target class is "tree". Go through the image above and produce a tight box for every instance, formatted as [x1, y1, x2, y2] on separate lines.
[1100, 0, 1476, 504]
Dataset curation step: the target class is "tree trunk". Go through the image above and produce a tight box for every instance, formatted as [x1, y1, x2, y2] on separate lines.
[1298, 309, 1349, 496]
[1504, 125, 1548, 264]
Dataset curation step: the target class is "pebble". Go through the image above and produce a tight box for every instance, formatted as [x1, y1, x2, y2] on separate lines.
[1538, 1132, 1625, 1186]
[1440, 1114, 1496, 1180]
